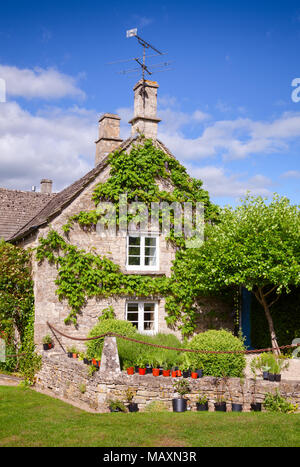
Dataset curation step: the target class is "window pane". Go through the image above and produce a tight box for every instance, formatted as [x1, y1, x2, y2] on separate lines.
[145, 237, 156, 247]
[129, 237, 141, 246]
[144, 303, 155, 312]
[127, 303, 138, 312]
[145, 246, 156, 256]
[128, 256, 141, 266]
[144, 321, 154, 331]
[144, 256, 156, 266]
[129, 246, 141, 256]
[127, 313, 139, 321]
[144, 312, 154, 321]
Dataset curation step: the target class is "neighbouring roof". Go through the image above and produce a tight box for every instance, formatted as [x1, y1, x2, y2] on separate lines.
[9, 137, 175, 243]
[0, 188, 56, 241]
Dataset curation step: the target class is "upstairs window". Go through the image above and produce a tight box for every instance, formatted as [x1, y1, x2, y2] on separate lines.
[126, 235, 159, 270]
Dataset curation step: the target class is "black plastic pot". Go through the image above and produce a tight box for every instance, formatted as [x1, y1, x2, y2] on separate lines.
[67, 352, 72, 358]
[172, 398, 187, 412]
[109, 407, 124, 413]
[231, 403, 243, 412]
[268, 373, 275, 382]
[196, 369, 203, 378]
[196, 402, 208, 411]
[134, 366, 139, 373]
[128, 402, 139, 412]
[43, 343, 51, 350]
[83, 358, 89, 365]
[274, 374, 281, 382]
[146, 365, 153, 375]
[214, 402, 226, 412]
[263, 371, 269, 380]
[182, 370, 191, 378]
[250, 403, 262, 412]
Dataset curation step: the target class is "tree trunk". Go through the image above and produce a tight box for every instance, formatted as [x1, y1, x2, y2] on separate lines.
[260, 290, 281, 355]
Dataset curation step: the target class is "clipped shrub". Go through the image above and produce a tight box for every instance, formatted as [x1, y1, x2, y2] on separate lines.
[86, 318, 137, 360]
[187, 329, 246, 377]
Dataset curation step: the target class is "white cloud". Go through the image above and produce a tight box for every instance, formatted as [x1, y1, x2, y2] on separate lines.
[281, 170, 300, 179]
[187, 165, 272, 198]
[0, 101, 96, 191]
[0, 65, 85, 100]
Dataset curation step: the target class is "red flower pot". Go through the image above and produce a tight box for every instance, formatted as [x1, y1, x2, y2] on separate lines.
[127, 367, 134, 375]
[152, 368, 160, 377]
[97, 360, 101, 367]
[162, 370, 170, 377]
[171, 370, 177, 378]
[92, 358, 97, 366]
[138, 368, 146, 375]
[191, 372, 198, 379]
[177, 370, 182, 377]
[72, 353, 77, 359]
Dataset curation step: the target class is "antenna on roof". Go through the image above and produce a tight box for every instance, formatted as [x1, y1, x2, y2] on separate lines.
[109, 29, 172, 82]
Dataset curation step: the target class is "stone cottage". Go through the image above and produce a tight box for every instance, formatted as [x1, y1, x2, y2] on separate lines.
[3, 79, 233, 348]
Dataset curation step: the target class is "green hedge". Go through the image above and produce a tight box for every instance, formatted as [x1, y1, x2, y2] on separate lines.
[187, 329, 246, 377]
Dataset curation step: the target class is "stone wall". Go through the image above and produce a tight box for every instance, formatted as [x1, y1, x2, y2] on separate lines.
[35, 351, 300, 413]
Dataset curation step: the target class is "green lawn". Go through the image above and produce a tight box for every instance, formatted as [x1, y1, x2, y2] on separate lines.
[0, 386, 299, 447]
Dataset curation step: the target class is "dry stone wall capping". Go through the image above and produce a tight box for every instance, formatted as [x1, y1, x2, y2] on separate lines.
[35, 351, 300, 413]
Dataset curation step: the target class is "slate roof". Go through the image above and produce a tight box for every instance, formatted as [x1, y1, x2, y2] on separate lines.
[0, 188, 56, 241]
[8, 137, 175, 243]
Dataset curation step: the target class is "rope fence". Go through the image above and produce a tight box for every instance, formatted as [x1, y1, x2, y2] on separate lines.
[46, 322, 300, 355]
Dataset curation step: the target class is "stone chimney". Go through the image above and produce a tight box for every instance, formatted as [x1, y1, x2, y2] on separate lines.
[95, 113, 123, 166]
[129, 79, 161, 139]
[40, 179, 53, 194]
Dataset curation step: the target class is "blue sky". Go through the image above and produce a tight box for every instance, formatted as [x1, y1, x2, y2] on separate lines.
[0, 0, 300, 206]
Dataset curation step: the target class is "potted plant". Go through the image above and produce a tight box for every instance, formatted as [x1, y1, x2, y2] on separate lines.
[181, 354, 191, 378]
[269, 356, 289, 382]
[262, 365, 271, 380]
[124, 360, 134, 375]
[231, 377, 244, 412]
[214, 377, 227, 411]
[42, 334, 53, 350]
[172, 379, 190, 412]
[214, 395, 227, 412]
[66, 346, 73, 358]
[162, 362, 171, 377]
[125, 388, 139, 413]
[190, 366, 198, 379]
[196, 394, 209, 411]
[152, 359, 160, 377]
[137, 357, 146, 375]
[171, 367, 178, 378]
[108, 399, 127, 413]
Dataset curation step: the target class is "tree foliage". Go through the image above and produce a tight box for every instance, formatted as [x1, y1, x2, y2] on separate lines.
[168, 195, 300, 350]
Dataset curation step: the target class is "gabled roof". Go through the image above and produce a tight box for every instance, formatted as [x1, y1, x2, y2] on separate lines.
[0, 188, 55, 241]
[10, 137, 175, 243]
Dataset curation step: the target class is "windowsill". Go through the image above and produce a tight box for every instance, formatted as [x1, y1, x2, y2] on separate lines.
[124, 271, 165, 276]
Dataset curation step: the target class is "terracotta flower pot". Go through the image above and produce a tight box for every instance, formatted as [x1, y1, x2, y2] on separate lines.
[177, 370, 182, 377]
[152, 368, 160, 377]
[138, 368, 146, 375]
[72, 353, 77, 359]
[171, 370, 177, 378]
[127, 367, 134, 375]
[191, 372, 198, 379]
[162, 370, 170, 377]
[92, 358, 97, 366]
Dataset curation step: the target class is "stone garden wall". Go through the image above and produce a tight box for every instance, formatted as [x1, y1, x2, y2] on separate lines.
[35, 350, 300, 413]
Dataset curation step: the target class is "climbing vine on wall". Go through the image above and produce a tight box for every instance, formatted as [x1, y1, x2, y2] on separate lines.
[36, 139, 218, 334]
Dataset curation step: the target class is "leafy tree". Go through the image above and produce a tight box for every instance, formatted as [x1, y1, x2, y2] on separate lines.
[170, 195, 300, 353]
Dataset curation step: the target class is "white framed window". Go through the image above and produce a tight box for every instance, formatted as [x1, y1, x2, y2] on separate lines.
[126, 301, 158, 334]
[126, 234, 159, 271]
